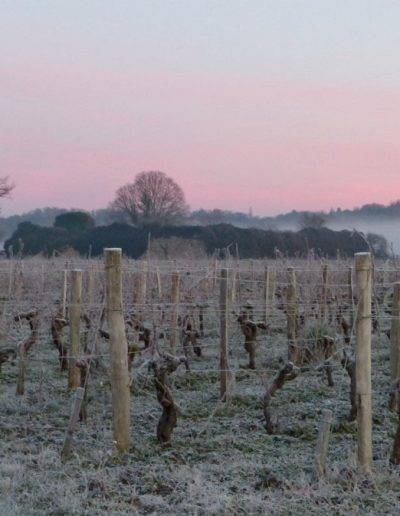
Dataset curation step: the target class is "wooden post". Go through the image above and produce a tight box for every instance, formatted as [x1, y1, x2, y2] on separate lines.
[8, 259, 13, 300]
[314, 409, 333, 478]
[231, 267, 237, 304]
[170, 271, 180, 352]
[355, 252, 373, 474]
[104, 248, 131, 452]
[87, 268, 94, 306]
[220, 268, 231, 401]
[41, 263, 45, 296]
[287, 267, 298, 363]
[68, 270, 82, 390]
[391, 283, 400, 380]
[348, 266, 354, 329]
[61, 270, 67, 318]
[61, 387, 85, 461]
[137, 261, 147, 306]
[212, 257, 218, 292]
[16, 350, 26, 396]
[270, 268, 276, 317]
[321, 263, 328, 322]
[156, 267, 162, 300]
[263, 266, 270, 324]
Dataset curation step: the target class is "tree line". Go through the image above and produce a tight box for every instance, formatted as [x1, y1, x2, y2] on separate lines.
[4, 210, 386, 259]
[0, 170, 390, 258]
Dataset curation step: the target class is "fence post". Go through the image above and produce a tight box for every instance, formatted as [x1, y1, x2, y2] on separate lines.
[321, 262, 328, 322]
[264, 266, 270, 324]
[314, 409, 333, 478]
[87, 268, 94, 307]
[220, 268, 231, 401]
[355, 252, 372, 474]
[61, 387, 85, 461]
[231, 267, 237, 304]
[104, 248, 131, 452]
[68, 270, 82, 390]
[138, 261, 147, 306]
[391, 283, 400, 381]
[169, 271, 180, 352]
[61, 270, 68, 318]
[348, 266, 354, 329]
[270, 267, 276, 317]
[287, 267, 298, 363]
[156, 266, 162, 300]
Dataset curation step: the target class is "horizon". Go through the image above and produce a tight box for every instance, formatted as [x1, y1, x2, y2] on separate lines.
[2, 1, 400, 216]
[2, 196, 400, 220]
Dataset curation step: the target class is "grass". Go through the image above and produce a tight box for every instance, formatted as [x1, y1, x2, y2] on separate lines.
[0, 259, 399, 514]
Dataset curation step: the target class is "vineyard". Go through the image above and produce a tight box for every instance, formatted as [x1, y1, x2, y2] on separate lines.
[1, 251, 400, 514]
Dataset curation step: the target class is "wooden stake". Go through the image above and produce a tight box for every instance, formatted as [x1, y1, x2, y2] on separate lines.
[61, 270, 67, 318]
[68, 270, 82, 390]
[321, 263, 328, 322]
[314, 409, 333, 478]
[169, 271, 180, 352]
[61, 387, 85, 461]
[348, 267, 354, 329]
[87, 268, 94, 306]
[231, 267, 237, 304]
[137, 261, 147, 306]
[355, 252, 373, 474]
[156, 267, 162, 300]
[287, 267, 298, 363]
[270, 267, 276, 317]
[264, 266, 270, 324]
[220, 268, 231, 401]
[104, 248, 131, 452]
[391, 283, 400, 382]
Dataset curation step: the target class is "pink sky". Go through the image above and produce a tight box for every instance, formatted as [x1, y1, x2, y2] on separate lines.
[2, 2, 400, 216]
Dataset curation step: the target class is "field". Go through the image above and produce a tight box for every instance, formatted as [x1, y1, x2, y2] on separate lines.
[0, 255, 400, 515]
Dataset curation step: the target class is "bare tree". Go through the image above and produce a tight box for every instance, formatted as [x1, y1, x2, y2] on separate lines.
[0, 176, 14, 201]
[111, 171, 188, 226]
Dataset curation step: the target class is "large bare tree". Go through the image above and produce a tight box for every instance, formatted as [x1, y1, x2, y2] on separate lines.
[0, 177, 14, 201]
[111, 171, 188, 226]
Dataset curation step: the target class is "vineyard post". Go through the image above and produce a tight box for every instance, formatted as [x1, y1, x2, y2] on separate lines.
[287, 267, 298, 362]
[321, 262, 328, 321]
[170, 270, 180, 352]
[231, 267, 237, 304]
[138, 260, 147, 306]
[68, 269, 82, 390]
[390, 283, 400, 382]
[250, 259, 254, 282]
[314, 409, 333, 478]
[61, 387, 85, 461]
[156, 266, 162, 300]
[41, 263, 45, 296]
[212, 257, 218, 292]
[220, 268, 231, 401]
[104, 248, 131, 452]
[61, 270, 68, 318]
[263, 266, 270, 324]
[270, 267, 276, 317]
[87, 267, 94, 306]
[355, 252, 373, 474]
[348, 266, 354, 329]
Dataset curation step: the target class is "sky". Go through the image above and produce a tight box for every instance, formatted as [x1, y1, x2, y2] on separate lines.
[1, 0, 400, 216]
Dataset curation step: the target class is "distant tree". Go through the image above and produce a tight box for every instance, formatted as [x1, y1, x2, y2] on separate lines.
[54, 211, 95, 233]
[299, 212, 327, 230]
[0, 176, 14, 201]
[110, 171, 188, 226]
